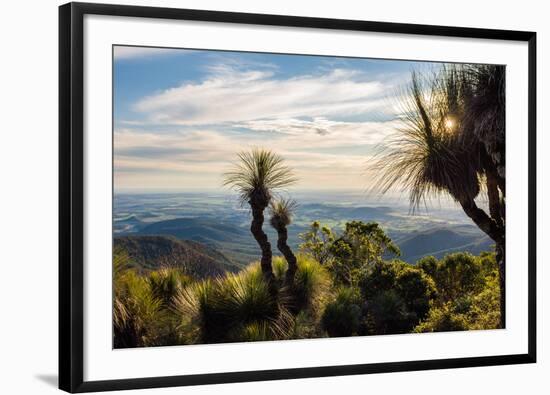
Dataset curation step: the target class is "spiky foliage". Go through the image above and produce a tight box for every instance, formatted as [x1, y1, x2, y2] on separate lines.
[113, 249, 133, 345]
[269, 198, 297, 229]
[372, 70, 480, 208]
[460, 65, 506, 179]
[237, 322, 273, 342]
[272, 256, 288, 281]
[148, 268, 192, 308]
[113, 268, 164, 348]
[223, 148, 297, 207]
[113, 248, 131, 330]
[292, 255, 331, 313]
[272, 255, 331, 314]
[173, 264, 294, 344]
[321, 287, 363, 337]
[113, 249, 185, 348]
[172, 280, 215, 344]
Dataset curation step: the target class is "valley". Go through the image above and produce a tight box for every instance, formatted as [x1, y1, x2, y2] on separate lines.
[114, 191, 492, 269]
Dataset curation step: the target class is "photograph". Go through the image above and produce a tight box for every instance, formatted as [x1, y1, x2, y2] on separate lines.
[112, 45, 506, 348]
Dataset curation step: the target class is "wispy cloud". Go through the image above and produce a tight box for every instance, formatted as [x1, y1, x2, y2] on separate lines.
[114, 54, 415, 191]
[133, 65, 395, 125]
[113, 120, 393, 191]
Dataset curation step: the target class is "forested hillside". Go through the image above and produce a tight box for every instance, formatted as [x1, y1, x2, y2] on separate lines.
[114, 235, 240, 278]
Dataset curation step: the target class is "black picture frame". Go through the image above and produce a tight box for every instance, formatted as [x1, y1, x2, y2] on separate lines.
[59, 2, 537, 393]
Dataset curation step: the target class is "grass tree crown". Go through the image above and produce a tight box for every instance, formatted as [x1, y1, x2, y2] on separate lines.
[371, 68, 481, 208]
[269, 198, 298, 229]
[223, 148, 298, 207]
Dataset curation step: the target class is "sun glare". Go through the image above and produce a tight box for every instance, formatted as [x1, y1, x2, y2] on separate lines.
[444, 117, 456, 130]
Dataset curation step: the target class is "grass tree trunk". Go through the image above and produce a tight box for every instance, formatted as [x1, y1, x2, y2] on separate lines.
[459, 197, 505, 328]
[486, 168, 505, 328]
[486, 172, 503, 229]
[274, 225, 298, 287]
[250, 203, 274, 284]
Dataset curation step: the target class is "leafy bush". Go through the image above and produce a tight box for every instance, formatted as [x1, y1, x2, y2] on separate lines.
[360, 260, 436, 334]
[415, 252, 501, 332]
[300, 221, 400, 286]
[429, 252, 485, 301]
[298, 221, 335, 265]
[465, 270, 501, 330]
[414, 302, 470, 332]
[416, 255, 438, 278]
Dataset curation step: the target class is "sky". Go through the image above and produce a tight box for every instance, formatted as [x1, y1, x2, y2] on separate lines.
[113, 45, 441, 193]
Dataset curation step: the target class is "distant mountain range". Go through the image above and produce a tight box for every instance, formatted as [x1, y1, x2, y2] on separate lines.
[396, 227, 493, 262]
[139, 218, 249, 244]
[297, 203, 396, 222]
[137, 218, 259, 265]
[114, 235, 241, 278]
[125, 217, 494, 266]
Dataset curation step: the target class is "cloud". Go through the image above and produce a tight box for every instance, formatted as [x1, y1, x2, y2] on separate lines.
[114, 128, 242, 170]
[113, 121, 392, 191]
[238, 117, 399, 146]
[115, 58, 409, 191]
[133, 65, 395, 125]
[113, 46, 188, 60]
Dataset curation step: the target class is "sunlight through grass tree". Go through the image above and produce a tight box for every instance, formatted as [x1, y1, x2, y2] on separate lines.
[372, 65, 506, 327]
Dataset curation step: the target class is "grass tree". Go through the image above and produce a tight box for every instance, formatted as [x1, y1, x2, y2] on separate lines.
[224, 149, 297, 285]
[269, 198, 298, 287]
[459, 65, 506, 325]
[372, 66, 506, 328]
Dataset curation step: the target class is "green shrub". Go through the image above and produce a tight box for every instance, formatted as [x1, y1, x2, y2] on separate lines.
[414, 302, 470, 333]
[466, 272, 501, 330]
[432, 253, 484, 301]
[477, 251, 499, 276]
[415, 253, 500, 332]
[298, 221, 335, 265]
[416, 255, 438, 278]
[299, 221, 400, 286]
[360, 260, 436, 334]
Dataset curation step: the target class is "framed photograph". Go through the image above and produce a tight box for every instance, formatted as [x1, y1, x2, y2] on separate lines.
[59, 2, 536, 393]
